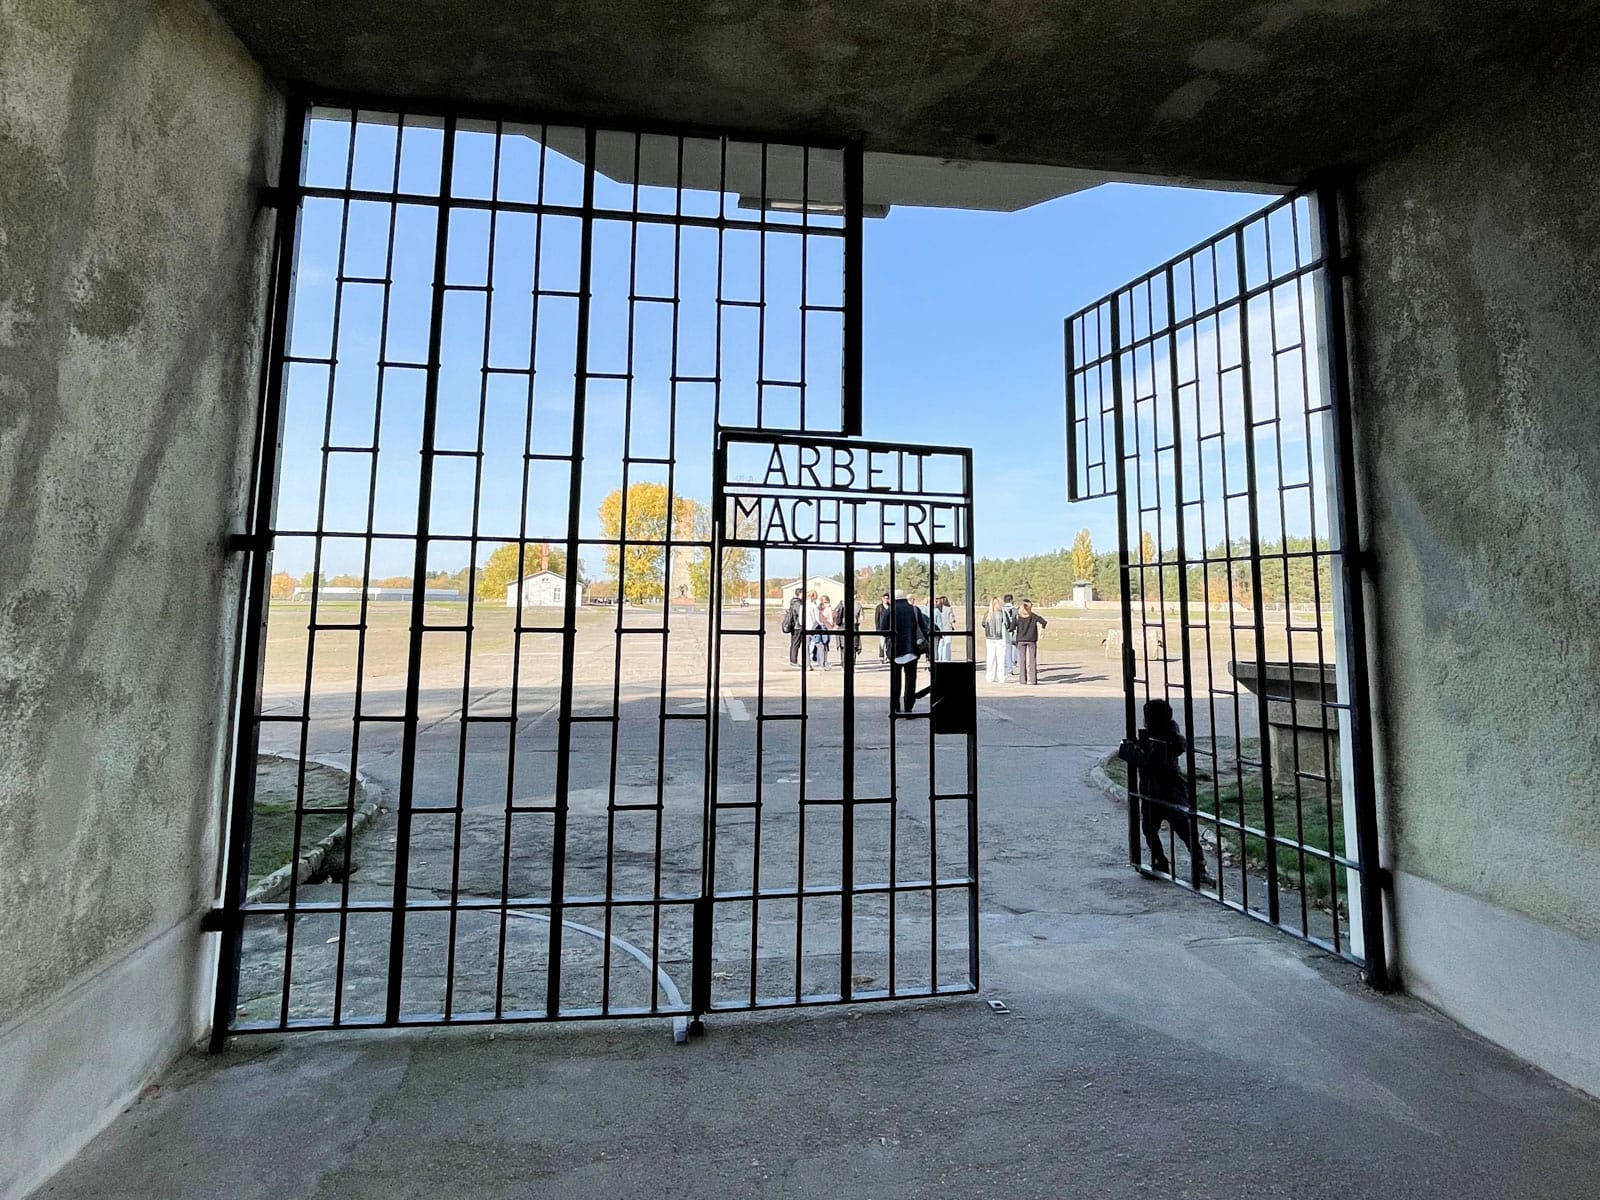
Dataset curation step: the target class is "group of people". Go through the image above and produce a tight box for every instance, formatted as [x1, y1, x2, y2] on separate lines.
[781, 587, 1054, 688]
[782, 588, 864, 671]
[979, 593, 1049, 685]
[781, 587, 961, 674]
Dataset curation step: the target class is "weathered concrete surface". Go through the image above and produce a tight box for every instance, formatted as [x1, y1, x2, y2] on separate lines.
[0, 0, 281, 1195]
[205, 0, 1598, 185]
[35, 699, 1600, 1199]
[1351, 49, 1600, 1092]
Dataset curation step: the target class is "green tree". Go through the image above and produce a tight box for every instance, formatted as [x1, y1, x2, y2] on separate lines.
[597, 484, 697, 605]
[1071, 529, 1095, 583]
[476, 542, 568, 601]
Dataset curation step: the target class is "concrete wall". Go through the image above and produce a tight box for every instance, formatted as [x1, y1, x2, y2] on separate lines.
[0, 1, 280, 1195]
[1352, 55, 1600, 1098]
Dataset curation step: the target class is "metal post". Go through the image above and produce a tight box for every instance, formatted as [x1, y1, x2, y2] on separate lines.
[1163, 266, 1203, 889]
[211, 99, 306, 1051]
[1108, 299, 1140, 865]
[841, 137, 864, 436]
[545, 126, 600, 1018]
[1234, 230, 1280, 925]
[840, 546, 855, 999]
[1315, 177, 1392, 991]
[385, 115, 458, 1025]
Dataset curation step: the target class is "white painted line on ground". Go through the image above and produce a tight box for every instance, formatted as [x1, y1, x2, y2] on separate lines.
[979, 704, 1015, 723]
[724, 695, 751, 721]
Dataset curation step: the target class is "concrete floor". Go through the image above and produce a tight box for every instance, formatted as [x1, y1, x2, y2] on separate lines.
[37, 687, 1600, 1199]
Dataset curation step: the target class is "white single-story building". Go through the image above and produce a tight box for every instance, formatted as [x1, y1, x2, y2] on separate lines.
[507, 570, 581, 609]
[765, 575, 848, 607]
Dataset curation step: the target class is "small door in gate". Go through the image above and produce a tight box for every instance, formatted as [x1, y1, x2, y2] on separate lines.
[700, 430, 980, 1011]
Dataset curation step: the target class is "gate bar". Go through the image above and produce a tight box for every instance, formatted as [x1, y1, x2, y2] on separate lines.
[1315, 178, 1392, 990]
[842, 136, 864, 436]
[1233, 229, 1281, 926]
[1109, 299, 1140, 865]
[1163, 265, 1203, 890]
[211, 97, 307, 1051]
[385, 114, 460, 1024]
[546, 126, 601, 1018]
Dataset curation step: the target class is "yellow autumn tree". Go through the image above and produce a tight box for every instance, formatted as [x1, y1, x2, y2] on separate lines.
[1070, 529, 1094, 581]
[270, 571, 296, 599]
[476, 542, 568, 601]
[597, 484, 697, 605]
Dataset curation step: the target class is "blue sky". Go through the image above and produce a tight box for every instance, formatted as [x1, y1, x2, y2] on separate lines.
[859, 184, 1273, 560]
[273, 118, 1275, 582]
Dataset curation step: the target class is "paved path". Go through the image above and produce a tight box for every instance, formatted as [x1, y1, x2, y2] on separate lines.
[43, 692, 1600, 1198]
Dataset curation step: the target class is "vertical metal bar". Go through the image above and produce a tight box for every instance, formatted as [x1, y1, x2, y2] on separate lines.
[694, 137, 731, 1022]
[1064, 319, 1079, 501]
[385, 114, 458, 1025]
[1291, 194, 1345, 953]
[1108, 297, 1140, 866]
[1163, 266, 1202, 889]
[964, 452, 980, 987]
[282, 107, 362, 1029]
[841, 137, 864, 436]
[443, 121, 506, 1020]
[840, 546, 855, 1000]
[1315, 178, 1391, 989]
[212, 98, 307, 1050]
[494, 122, 550, 1017]
[649, 132, 688, 1010]
[333, 108, 409, 1024]
[885, 552, 898, 992]
[925, 547, 938, 988]
[1264, 215, 1312, 935]
[1235, 228, 1280, 926]
[546, 125, 600, 1017]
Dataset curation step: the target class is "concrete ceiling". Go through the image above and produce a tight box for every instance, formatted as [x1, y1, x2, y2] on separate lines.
[210, 0, 1598, 189]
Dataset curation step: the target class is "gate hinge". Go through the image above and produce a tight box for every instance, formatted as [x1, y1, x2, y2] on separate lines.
[201, 908, 242, 933]
[259, 184, 291, 210]
[1352, 547, 1378, 575]
[226, 532, 274, 555]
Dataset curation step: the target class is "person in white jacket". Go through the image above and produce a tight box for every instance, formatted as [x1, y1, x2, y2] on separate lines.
[931, 595, 955, 662]
[982, 596, 1008, 682]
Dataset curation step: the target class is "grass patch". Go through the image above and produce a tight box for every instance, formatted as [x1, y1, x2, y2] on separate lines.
[1104, 752, 1347, 909]
[247, 800, 348, 887]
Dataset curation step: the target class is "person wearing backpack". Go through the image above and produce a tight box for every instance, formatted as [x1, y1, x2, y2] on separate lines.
[1001, 593, 1020, 677]
[877, 589, 929, 713]
[782, 587, 805, 667]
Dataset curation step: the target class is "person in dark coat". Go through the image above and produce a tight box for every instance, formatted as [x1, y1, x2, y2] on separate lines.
[783, 587, 805, 667]
[876, 589, 929, 713]
[1117, 698, 1214, 885]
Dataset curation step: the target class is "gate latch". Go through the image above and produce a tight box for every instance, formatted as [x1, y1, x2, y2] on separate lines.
[226, 532, 274, 555]
[201, 908, 242, 933]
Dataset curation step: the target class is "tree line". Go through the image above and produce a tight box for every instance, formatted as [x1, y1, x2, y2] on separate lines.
[270, 520, 1333, 611]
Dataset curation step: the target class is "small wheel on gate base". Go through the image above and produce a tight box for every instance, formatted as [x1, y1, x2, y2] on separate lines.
[688, 1017, 706, 1039]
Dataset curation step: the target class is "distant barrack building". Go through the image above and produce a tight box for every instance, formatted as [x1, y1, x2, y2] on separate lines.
[506, 570, 583, 609]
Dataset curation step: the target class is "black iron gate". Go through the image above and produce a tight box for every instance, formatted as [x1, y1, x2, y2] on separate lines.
[215, 100, 978, 1038]
[1065, 185, 1390, 985]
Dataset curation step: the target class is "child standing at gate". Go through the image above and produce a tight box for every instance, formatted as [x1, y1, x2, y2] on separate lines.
[1117, 698, 1214, 887]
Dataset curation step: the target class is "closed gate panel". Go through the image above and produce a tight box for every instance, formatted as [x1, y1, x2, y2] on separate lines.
[216, 101, 979, 1036]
